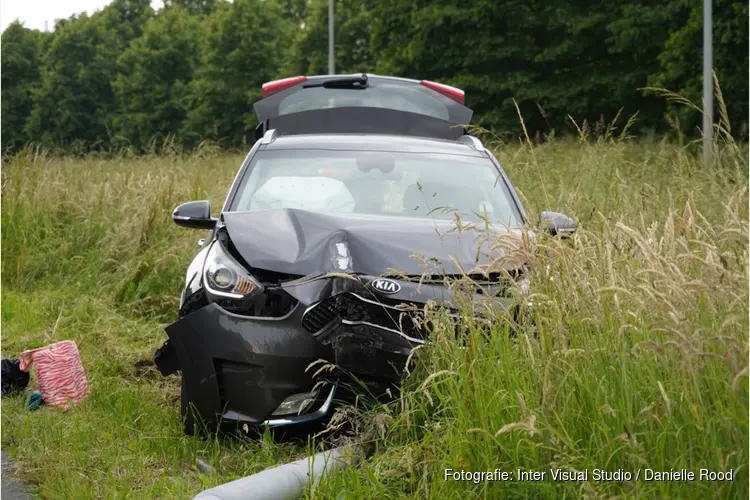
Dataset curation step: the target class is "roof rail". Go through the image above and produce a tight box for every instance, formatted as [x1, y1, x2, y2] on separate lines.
[457, 134, 484, 151]
[261, 128, 278, 144]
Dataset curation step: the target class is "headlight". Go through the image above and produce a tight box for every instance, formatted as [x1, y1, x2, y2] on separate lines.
[203, 240, 263, 301]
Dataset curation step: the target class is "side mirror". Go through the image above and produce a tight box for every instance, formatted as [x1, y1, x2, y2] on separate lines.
[173, 200, 217, 230]
[541, 211, 576, 237]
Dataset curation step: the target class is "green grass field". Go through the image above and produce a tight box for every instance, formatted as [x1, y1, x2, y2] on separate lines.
[1, 133, 748, 498]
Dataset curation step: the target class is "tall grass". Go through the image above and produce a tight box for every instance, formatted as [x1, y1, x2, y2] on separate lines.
[1, 149, 311, 498]
[1, 132, 747, 498]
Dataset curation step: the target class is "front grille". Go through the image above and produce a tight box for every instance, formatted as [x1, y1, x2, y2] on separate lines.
[301, 300, 339, 333]
[302, 293, 426, 340]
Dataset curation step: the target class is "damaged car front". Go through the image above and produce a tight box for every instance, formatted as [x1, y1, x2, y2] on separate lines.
[153, 74, 576, 436]
[154, 138, 548, 435]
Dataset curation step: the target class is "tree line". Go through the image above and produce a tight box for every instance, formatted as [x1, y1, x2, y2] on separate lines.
[2, 0, 748, 152]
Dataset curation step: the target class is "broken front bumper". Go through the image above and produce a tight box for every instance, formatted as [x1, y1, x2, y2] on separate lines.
[165, 301, 330, 426]
[162, 273, 517, 427]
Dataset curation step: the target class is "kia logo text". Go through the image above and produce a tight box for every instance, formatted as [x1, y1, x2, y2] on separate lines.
[370, 278, 401, 295]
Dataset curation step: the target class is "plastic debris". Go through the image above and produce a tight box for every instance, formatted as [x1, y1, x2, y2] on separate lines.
[26, 391, 44, 411]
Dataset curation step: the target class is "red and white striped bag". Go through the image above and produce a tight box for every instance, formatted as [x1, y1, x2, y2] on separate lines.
[19, 340, 89, 409]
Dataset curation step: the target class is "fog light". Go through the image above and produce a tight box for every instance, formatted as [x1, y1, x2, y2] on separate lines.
[270, 390, 319, 416]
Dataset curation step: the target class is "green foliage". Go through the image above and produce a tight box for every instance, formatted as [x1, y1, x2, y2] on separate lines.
[164, 0, 219, 17]
[0, 0, 748, 150]
[112, 6, 202, 149]
[649, 0, 749, 137]
[1, 22, 48, 151]
[22, 1, 153, 149]
[181, 0, 292, 146]
[24, 13, 121, 148]
[285, 0, 376, 75]
[101, 0, 154, 42]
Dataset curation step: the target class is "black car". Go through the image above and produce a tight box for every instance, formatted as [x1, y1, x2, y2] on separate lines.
[154, 73, 576, 435]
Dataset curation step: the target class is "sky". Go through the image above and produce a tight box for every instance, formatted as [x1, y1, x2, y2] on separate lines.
[1, 0, 162, 33]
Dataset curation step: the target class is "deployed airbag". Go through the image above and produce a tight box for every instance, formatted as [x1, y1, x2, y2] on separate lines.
[249, 177, 355, 213]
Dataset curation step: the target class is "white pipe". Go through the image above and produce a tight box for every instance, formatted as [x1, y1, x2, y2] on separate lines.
[193, 446, 360, 500]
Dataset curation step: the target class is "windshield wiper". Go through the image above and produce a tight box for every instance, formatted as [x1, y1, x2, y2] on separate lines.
[304, 74, 368, 90]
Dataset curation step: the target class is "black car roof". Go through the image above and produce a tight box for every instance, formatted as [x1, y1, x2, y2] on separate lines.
[259, 133, 486, 157]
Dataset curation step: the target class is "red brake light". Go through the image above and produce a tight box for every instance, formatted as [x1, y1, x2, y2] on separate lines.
[262, 76, 307, 98]
[420, 80, 465, 105]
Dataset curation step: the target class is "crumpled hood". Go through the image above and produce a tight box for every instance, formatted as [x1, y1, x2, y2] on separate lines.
[223, 209, 531, 277]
